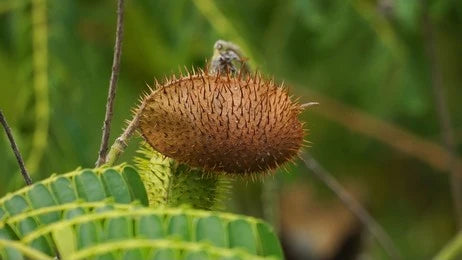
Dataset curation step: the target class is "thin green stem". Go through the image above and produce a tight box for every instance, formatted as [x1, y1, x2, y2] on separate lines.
[105, 100, 145, 167]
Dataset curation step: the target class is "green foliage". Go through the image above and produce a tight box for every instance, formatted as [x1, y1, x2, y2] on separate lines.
[0, 165, 148, 258]
[0, 165, 149, 209]
[1, 0, 462, 258]
[134, 142, 230, 210]
[1, 204, 283, 259]
[0, 167, 283, 260]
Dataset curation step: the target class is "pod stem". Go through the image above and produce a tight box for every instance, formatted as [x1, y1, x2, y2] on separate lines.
[105, 99, 147, 167]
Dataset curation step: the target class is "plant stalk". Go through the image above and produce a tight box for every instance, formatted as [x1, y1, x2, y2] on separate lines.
[96, 0, 125, 166]
[0, 110, 33, 185]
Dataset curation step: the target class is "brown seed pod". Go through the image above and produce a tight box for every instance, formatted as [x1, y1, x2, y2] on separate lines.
[138, 69, 304, 176]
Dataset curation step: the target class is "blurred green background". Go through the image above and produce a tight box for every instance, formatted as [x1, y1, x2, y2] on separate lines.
[1, 0, 462, 259]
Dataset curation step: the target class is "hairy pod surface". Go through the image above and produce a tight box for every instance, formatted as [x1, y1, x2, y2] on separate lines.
[139, 70, 304, 175]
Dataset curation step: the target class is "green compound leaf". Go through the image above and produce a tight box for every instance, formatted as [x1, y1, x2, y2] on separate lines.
[0, 161, 283, 259]
[196, 216, 226, 247]
[122, 249, 144, 260]
[52, 225, 76, 259]
[105, 217, 132, 241]
[122, 166, 149, 206]
[0, 165, 148, 222]
[256, 222, 284, 258]
[0, 203, 283, 259]
[137, 215, 164, 239]
[167, 214, 190, 241]
[0, 239, 52, 260]
[151, 248, 177, 260]
[228, 219, 257, 255]
[3, 195, 53, 255]
[51, 177, 77, 204]
[28, 184, 59, 224]
[184, 250, 209, 260]
[102, 169, 132, 204]
[77, 220, 101, 250]
[4, 195, 29, 215]
[0, 223, 22, 260]
[65, 207, 85, 220]
[0, 165, 149, 259]
[96, 252, 117, 260]
[75, 170, 107, 202]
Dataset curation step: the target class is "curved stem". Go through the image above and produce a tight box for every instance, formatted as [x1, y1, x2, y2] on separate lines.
[105, 107, 144, 167]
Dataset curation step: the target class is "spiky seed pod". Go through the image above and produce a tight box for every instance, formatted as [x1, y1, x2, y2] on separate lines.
[138, 70, 304, 176]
